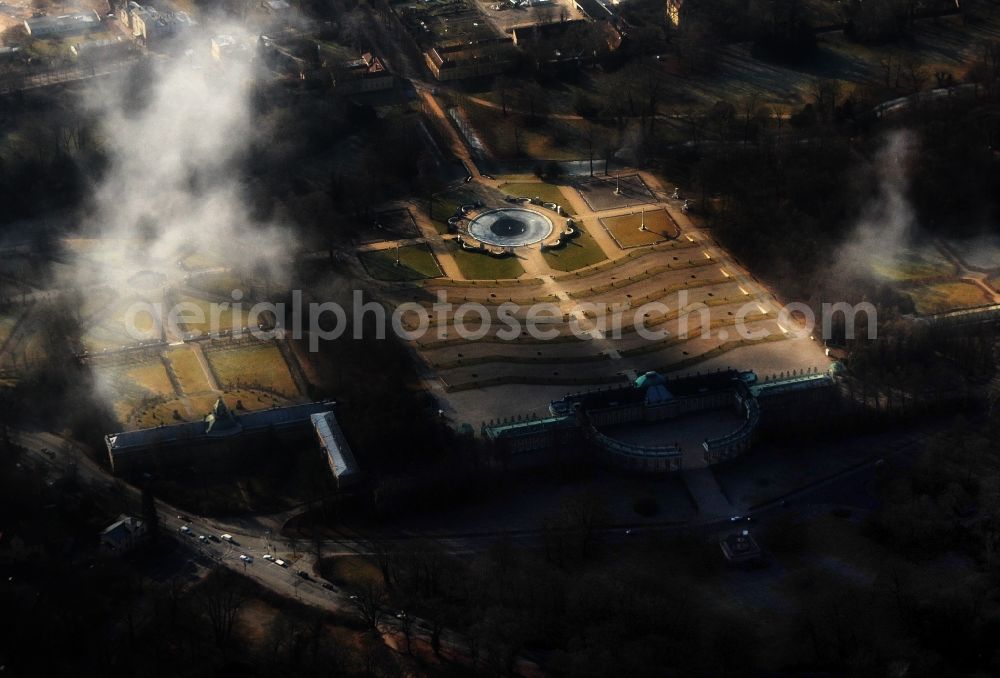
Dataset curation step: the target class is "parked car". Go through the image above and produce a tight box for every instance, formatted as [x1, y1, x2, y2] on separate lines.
[220, 534, 233, 541]
[179, 525, 191, 534]
[239, 554, 253, 564]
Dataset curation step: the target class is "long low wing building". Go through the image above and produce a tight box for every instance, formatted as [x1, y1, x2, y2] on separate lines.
[105, 399, 359, 484]
[310, 411, 361, 488]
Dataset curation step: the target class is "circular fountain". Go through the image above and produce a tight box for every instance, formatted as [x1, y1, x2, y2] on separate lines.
[467, 207, 554, 248]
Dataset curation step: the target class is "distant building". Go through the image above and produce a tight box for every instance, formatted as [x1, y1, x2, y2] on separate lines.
[99, 515, 147, 555]
[424, 37, 516, 81]
[120, 2, 193, 44]
[261, 0, 291, 12]
[24, 12, 101, 38]
[0, 46, 22, 62]
[332, 52, 394, 94]
[720, 529, 762, 564]
[311, 411, 361, 488]
[510, 18, 622, 62]
[71, 36, 133, 60]
[573, 0, 613, 21]
[211, 34, 250, 62]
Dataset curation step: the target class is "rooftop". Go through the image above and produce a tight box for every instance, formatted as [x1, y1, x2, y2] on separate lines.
[106, 400, 336, 452]
[311, 411, 361, 483]
[749, 373, 833, 399]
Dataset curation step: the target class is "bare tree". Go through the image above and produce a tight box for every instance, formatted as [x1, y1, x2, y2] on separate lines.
[351, 579, 388, 632]
[200, 568, 247, 651]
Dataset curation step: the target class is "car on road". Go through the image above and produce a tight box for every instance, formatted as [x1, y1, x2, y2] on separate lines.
[176, 514, 190, 522]
[297, 571, 310, 579]
[729, 515, 752, 523]
[179, 525, 191, 534]
[262, 554, 273, 561]
[322, 583, 334, 591]
[198, 535, 207, 542]
[239, 554, 253, 563]
[275, 559, 287, 567]
[220, 534, 233, 541]
[209, 535, 220, 543]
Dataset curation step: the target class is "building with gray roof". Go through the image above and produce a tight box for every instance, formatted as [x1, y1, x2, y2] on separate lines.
[105, 399, 357, 481]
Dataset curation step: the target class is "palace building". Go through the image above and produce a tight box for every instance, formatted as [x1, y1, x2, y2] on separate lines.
[484, 367, 839, 472]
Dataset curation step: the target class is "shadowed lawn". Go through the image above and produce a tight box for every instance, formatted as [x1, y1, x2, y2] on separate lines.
[359, 244, 442, 281]
[499, 182, 576, 216]
[428, 189, 479, 234]
[447, 241, 525, 280]
[542, 227, 607, 272]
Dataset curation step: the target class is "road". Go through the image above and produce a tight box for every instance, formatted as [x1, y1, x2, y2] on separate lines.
[9, 428, 533, 669]
[9, 415, 952, 673]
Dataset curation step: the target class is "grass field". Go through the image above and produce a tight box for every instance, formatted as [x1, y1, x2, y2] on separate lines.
[446, 242, 526, 280]
[871, 247, 956, 282]
[130, 388, 293, 429]
[358, 244, 442, 281]
[428, 190, 478, 234]
[499, 182, 576, 216]
[319, 555, 383, 588]
[165, 346, 212, 394]
[542, 227, 608, 272]
[175, 295, 249, 335]
[178, 250, 226, 271]
[206, 343, 299, 397]
[97, 360, 177, 424]
[601, 210, 680, 248]
[906, 281, 992, 314]
[187, 271, 245, 298]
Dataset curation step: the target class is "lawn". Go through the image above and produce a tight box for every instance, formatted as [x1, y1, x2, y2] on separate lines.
[174, 295, 249, 335]
[178, 250, 226, 271]
[98, 360, 177, 423]
[206, 343, 300, 397]
[186, 271, 245, 298]
[130, 389, 293, 429]
[358, 244, 442, 281]
[499, 182, 576, 216]
[601, 210, 680, 249]
[446, 242, 526, 280]
[428, 189, 478, 234]
[906, 281, 992, 315]
[542, 227, 608, 272]
[870, 247, 956, 282]
[165, 346, 213, 394]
